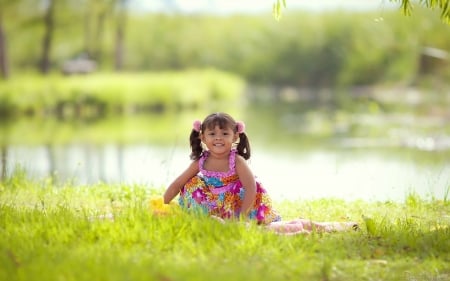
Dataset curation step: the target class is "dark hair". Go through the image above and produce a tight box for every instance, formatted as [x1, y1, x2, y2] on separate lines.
[189, 112, 251, 160]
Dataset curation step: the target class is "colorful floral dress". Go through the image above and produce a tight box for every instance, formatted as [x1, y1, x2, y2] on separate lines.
[178, 149, 281, 224]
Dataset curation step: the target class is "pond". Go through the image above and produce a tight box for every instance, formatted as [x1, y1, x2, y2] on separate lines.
[2, 142, 449, 202]
[1, 91, 449, 203]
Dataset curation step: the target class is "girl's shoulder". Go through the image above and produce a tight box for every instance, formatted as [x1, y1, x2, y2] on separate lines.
[234, 153, 248, 167]
[186, 159, 200, 174]
[189, 158, 200, 166]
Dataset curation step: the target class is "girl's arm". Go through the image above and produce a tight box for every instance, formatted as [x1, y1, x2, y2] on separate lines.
[235, 155, 257, 217]
[163, 160, 199, 204]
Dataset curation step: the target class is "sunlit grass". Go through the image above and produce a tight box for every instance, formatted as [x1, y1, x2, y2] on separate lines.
[0, 113, 198, 146]
[1, 173, 449, 281]
[0, 69, 245, 118]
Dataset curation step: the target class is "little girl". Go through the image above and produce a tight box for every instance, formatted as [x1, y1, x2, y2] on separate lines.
[163, 112, 358, 234]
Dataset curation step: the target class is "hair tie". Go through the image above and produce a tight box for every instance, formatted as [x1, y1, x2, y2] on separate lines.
[236, 121, 245, 134]
[193, 120, 202, 132]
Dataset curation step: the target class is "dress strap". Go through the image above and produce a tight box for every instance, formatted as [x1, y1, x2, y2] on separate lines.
[198, 149, 237, 177]
[198, 151, 208, 172]
[228, 149, 237, 173]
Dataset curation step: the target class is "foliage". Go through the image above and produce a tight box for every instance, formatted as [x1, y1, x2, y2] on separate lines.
[273, 0, 450, 22]
[272, 0, 286, 20]
[0, 174, 449, 281]
[396, 0, 450, 23]
[2, 5, 449, 87]
[0, 69, 245, 118]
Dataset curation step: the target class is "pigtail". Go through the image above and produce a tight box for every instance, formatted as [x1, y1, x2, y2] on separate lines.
[189, 129, 203, 160]
[236, 132, 251, 160]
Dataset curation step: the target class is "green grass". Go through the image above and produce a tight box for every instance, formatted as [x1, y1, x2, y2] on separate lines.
[0, 112, 201, 146]
[0, 69, 245, 118]
[1, 173, 449, 281]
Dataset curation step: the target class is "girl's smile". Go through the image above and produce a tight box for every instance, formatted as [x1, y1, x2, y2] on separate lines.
[201, 125, 238, 156]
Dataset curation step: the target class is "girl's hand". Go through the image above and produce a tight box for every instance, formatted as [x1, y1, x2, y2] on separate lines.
[210, 215, 226, 224]
[149, 196, 179, 216]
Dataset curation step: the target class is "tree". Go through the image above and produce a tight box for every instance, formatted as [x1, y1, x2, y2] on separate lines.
[114, 0, 128, 71]
[40, 0, 56, 74]
[84, 0, 116, 64]
[0, 0, 18, 79]
[0, 10, 8, 79]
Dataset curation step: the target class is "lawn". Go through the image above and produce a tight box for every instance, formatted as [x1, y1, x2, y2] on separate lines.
[1, 173, 449, 281]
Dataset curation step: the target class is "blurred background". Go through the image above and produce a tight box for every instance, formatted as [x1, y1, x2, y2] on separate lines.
[0, 0, 449, 202]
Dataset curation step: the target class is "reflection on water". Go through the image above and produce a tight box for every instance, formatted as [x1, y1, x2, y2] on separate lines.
[2, 144, 187, 187]
[2, 144, 449, 202]
[251, 150, 449, 202]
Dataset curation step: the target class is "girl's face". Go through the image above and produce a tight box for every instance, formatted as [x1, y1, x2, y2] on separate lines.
[201, 125, 238, 156]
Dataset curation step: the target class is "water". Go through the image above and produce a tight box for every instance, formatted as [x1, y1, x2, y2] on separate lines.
[252, 150, 449, 202]
[3, 143, 449, 202]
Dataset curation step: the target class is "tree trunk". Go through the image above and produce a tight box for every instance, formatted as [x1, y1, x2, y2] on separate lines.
[0, 12, 9, 79]
[94, 11, 106, 64]
[40, 0, 55, 74]
[114, 0, 127, 71]
[1, 145, 7, 180]
[83, 5, 92, 57]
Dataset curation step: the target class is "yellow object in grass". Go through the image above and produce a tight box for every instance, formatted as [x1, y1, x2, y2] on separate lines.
[149, 196, 179, 215]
